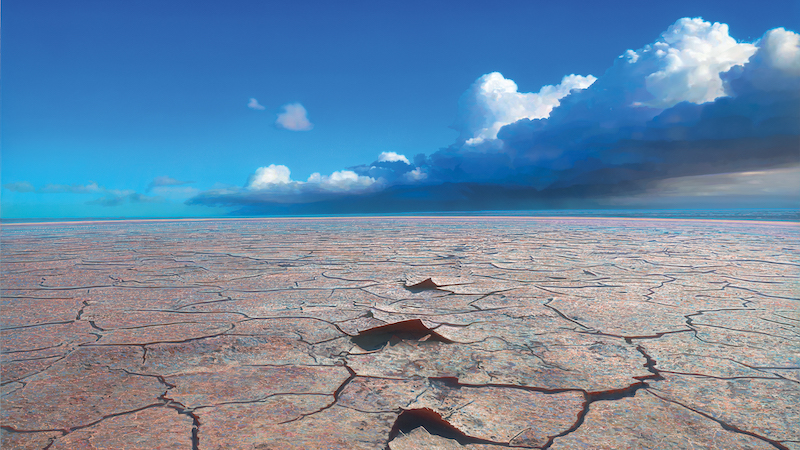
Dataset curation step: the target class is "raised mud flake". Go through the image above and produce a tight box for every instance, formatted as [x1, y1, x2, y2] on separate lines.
[388, 426, 508, 449]
[338, 373, 587, 446]
[2, 219, 798, 448]
[166, 364, 351, 409]
[405, 380, 585, 447]
[198, 398, 397, 450]
[363, 306, 490, 330]
[405, 276, 463, 291]
[336, 312, 390, 336]
[405, 275, 519, 296]
[549, 388, 775, 449]
[405, 275, 470, 288]
[347, 333, 652, 393]
[350, 319, 453, 351]
[48, 406, 193, 449]
[649, 374, 799, 444]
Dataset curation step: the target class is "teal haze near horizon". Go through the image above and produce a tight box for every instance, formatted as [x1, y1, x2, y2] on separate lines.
[2, 0, 799, 218]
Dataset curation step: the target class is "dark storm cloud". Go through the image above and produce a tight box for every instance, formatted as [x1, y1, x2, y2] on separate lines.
[188, 20, 800, 213]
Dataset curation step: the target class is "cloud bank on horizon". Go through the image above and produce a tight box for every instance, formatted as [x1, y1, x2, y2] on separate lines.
[7, 18, 797, 214]
[188, 18, 799, 213]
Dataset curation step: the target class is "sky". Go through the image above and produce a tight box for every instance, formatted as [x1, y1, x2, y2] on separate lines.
[2, 0, 799, 218]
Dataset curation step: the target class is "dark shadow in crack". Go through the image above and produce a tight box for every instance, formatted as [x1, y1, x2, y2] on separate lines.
[387, 408, 502, 446]
[351, 319, 452, 351]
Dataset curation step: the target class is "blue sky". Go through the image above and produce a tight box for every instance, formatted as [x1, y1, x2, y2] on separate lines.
[2, 0, 799, 218]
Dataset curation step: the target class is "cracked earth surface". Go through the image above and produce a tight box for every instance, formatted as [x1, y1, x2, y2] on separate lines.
[1, 217, 798, 449]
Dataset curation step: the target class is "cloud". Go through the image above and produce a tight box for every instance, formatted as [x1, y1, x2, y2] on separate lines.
[248, 164, 292, 189]
[542, 18, 759, 130]
[378, 152, 410, 164]
[150, 186, 199, 198]
[4, 180, 172, 207]
[189, 163, 379, 207]
[648, 165, 800, 197]
[307, 170, 377, 191]
[2, 181, 102, 194]
[248, 98, 266, 110]
[189, 18, 800, 213]
[723, 27, 800, 94]
[453, 72, 596, 145]
[634, 18, 757, 108]
[39, 182, 103, 194]
[276, 103, 313, 131]
[146, 176, 193, 192]
[602, 165, 800, 208]
[87, 191, 162, 207]
[404, 167, 427, 182]
[3, 181, 35, 192]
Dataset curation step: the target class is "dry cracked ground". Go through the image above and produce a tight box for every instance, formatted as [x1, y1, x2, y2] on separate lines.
[1, 217, 798, 449]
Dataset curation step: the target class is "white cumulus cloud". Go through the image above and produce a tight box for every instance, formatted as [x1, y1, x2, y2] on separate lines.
[725, 27, 800, 93]
[616, 18, 757, 108]
[248, 164, 292, 189]
[307, 170, 377, 191]
[276, 103, 313, 131]
[378, 151, 410, 164]
[454, 72, 596, 145]
[404, 167, 427, 182]
[248, 98, 266, 110]
[246, 164, 378, 196]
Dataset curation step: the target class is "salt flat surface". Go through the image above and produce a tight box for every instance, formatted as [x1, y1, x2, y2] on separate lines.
[1, 217, 798, 449]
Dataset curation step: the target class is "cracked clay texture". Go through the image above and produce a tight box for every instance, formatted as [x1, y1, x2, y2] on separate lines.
[1, 217, 798, 449]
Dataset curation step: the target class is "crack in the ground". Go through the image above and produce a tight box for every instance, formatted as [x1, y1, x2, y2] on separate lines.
[0, 320, 75, 331]
[646, 390, 790, 450]
[276, 364, 357, 425]
[543, 298, 591, 330]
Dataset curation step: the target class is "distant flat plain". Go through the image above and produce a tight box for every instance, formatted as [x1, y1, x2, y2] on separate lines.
[1, 217, 798, 449]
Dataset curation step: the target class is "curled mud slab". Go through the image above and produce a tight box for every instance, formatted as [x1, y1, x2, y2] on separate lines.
[1, 217, 798, 449]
